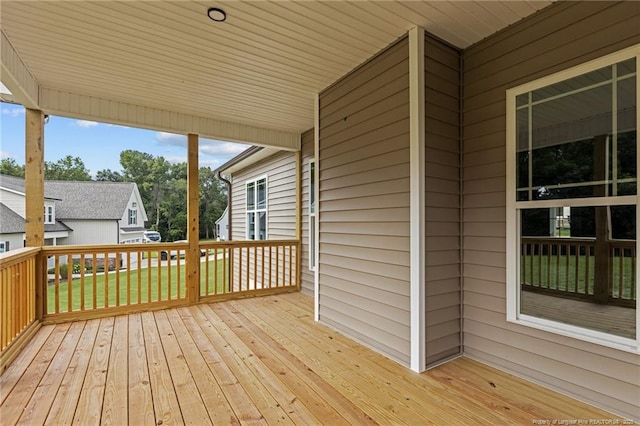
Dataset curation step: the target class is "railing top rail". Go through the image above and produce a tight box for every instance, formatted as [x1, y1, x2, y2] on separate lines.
[38, 239, 301, 255]
[0, 247, 41, 268]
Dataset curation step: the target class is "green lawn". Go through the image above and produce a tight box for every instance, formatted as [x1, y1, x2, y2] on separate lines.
[520, 252, 635, 299]
[47, 258, 229, 314]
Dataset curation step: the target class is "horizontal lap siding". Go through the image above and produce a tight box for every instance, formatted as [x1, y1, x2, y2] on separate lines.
[462, 1, 640, 419]
[231, 151, 297, 241]
[300, 129, 315, 295]
[318, 38, 411, 366]
[425, 35, 461, 367]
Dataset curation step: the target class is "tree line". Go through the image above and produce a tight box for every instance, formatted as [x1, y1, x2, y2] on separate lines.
[0, 151, 228, 241]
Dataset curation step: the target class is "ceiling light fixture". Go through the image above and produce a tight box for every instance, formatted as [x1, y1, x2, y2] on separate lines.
[207, 7, 226, 22]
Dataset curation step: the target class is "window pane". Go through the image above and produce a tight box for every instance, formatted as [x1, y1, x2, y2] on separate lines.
[615, 73, 637, 196]
[257, 179, 266, 210]
[531, 65, 611, 102]
[258, 211, 266, 240]
[618, 58, 636, 77]
[517, 59, 638, 201]
[247, 182, 255, 211]
[519, 206, 636, 339]
[310, 216, 316, 269]
[310, 162, 315, 214]
[247, 213, 255, 240]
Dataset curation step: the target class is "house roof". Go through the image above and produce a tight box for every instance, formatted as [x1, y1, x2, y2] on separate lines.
[44, 181, 138, 220]
[0, 202, 70, 234]
[0, 174, 58, 200]
[0, 1, 551, 149]
[215, 146, 284, 175]
[0, 203, 24, 234]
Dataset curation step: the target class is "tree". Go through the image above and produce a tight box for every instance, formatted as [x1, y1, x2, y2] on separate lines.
[119, 150, 170, 230]
[45, 155, 91, 181]
[0, 158, 25, 177]
[199, 167, 227, 239]
[95, 169, 124, 182]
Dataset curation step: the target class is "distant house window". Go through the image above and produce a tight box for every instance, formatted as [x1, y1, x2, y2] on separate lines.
[128, 209, 137, 225]
[0, 241, 8, 253]
[507, 47, 638, 349]
[246, 177, 267, 240]
[43, 206, 54, 224]
[309, 161, 317, 270]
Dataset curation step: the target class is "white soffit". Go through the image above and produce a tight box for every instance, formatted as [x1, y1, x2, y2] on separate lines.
[0, 1, 551, 143]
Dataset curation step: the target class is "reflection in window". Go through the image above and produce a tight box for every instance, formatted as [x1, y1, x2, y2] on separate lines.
[511, 55, 637, 343]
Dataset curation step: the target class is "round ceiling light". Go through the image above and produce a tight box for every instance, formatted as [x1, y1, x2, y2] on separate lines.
[207, 7, 226, 22]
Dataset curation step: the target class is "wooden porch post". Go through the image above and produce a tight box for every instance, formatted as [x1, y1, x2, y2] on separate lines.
[186, 133, 200, 304]
[24, 108, 45, 319]
[25, 109, 45, 248]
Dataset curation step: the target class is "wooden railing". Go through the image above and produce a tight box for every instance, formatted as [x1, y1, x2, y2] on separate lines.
[200, 240, 299, 301]
[0, 239, 300, 369]
[521, 237, 636, 307]
[0, 247, 40, 371]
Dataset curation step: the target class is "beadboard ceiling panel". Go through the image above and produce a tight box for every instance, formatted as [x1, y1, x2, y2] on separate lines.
[0, 1, 551, 142]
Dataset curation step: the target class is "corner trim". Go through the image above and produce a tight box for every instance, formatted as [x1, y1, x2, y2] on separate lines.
[409, 26, 426, 373]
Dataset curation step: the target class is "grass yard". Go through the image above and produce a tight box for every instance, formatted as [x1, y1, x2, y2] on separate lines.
[47, 258, 229, 314]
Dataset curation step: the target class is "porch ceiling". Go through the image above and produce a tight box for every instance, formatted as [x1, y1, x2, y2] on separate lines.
[0, 1, 550, 148]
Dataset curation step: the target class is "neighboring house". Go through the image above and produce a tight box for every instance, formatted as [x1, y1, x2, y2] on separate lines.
[214, 206, 229, 241]
[0, 174, 148, 250]
[0, 174, 71, 251]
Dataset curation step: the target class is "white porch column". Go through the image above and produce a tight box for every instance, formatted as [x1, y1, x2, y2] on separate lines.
[409, 26, 426, 373]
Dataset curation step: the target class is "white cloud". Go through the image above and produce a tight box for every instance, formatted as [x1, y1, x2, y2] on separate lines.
[165, 155, 187, 164]
[1, 107, 25, 117]
[76, 120, 99, 128]
[199, 140, 248, 157]
[0, 151, 11, 159]
[156, 132, 185, 145]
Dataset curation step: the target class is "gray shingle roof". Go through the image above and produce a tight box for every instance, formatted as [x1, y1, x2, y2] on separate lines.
[44, 181, 136, 220]
[0, 203, 72, 234]
[0, 174, 58, 200]
[0, 203, 25, 233]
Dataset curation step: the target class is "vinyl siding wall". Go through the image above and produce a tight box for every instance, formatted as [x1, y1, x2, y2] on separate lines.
[230, 150, 297, 241]
[63, 220, 118, 245]
[300, 129, 315, 295]
[318, 37, 412, 365]
[462, 1, 640, 419]
[0, 190, 25, 217]
[424, 35, 462, 367]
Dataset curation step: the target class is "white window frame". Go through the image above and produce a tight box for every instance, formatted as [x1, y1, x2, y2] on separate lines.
[0, 241, 8, 253]
[506, 45, 640, 353]
[308, 160, 317, 271]
[43, 205, 54, 224]
[128, 208, 137, 225]
[246, 176, 268, 240]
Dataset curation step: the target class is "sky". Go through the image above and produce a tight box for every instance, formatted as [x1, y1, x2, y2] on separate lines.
[0, 101, 250, 177]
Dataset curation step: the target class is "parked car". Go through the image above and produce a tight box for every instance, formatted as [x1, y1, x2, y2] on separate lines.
[160, 240, 206, 260]
[143, 230, 161, 243]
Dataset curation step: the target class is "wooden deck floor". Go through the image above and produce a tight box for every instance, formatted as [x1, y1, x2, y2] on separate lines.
[0, 292, 620, 425]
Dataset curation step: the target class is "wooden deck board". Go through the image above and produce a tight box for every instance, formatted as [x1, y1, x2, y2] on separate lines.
[0, 292, 624, 425]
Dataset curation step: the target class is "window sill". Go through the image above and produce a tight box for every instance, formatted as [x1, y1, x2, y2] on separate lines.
[509, 314, 639, 354]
